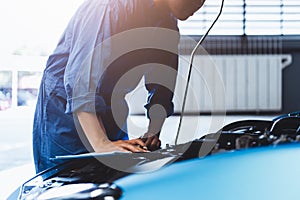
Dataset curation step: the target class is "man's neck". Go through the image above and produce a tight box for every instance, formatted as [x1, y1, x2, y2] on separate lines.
[153, 0, 170, 14]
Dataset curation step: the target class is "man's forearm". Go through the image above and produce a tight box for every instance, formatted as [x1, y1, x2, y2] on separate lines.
[147, 117, 166, 136]
[76, 111, 149, 153]
[76, 111, 110, 151]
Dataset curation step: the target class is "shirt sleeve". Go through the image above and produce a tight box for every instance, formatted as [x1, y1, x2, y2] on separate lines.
[143, 5, 179, 119]
[63, 1, 116, 114]
[144, 51, 178, 119]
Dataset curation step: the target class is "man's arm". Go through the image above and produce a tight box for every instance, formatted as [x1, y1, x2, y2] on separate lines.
[142, 117, 165, 151]
[76, 111, 148, 153]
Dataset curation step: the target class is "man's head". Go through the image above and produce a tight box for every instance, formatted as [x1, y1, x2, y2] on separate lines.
[155, 0, 205, 21]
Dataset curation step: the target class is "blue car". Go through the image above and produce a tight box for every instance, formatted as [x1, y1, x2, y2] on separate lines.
[12, 111, 300, 200]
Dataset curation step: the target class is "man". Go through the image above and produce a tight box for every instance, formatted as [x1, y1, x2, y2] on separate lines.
[33, 0, 205, 173]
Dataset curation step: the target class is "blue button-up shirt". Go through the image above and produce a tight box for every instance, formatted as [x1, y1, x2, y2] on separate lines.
[33, 0, 179, 173]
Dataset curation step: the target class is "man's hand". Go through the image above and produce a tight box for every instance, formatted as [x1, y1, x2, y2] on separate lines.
[142, 132, 161, 151]
[112, 139, 150, 153]
[93, 138, 149, 153]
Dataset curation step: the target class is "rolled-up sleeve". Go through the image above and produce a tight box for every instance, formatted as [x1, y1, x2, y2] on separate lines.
[144, 52, 178, 119]
[144, 84, 175, 118]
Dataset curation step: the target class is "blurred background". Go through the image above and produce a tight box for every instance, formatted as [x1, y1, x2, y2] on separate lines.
[0, 0, 83, 169]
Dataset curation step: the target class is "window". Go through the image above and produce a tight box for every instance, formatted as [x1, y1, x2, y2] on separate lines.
[178, 0, 300, 35]
[0, 71, 12, 110]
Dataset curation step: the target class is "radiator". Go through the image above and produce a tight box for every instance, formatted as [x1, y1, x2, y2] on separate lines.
[174, 54, 293, 113]
[126, 54, 292, 114]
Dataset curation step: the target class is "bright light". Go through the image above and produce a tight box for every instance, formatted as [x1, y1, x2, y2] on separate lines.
[0, 0, 84, 56]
